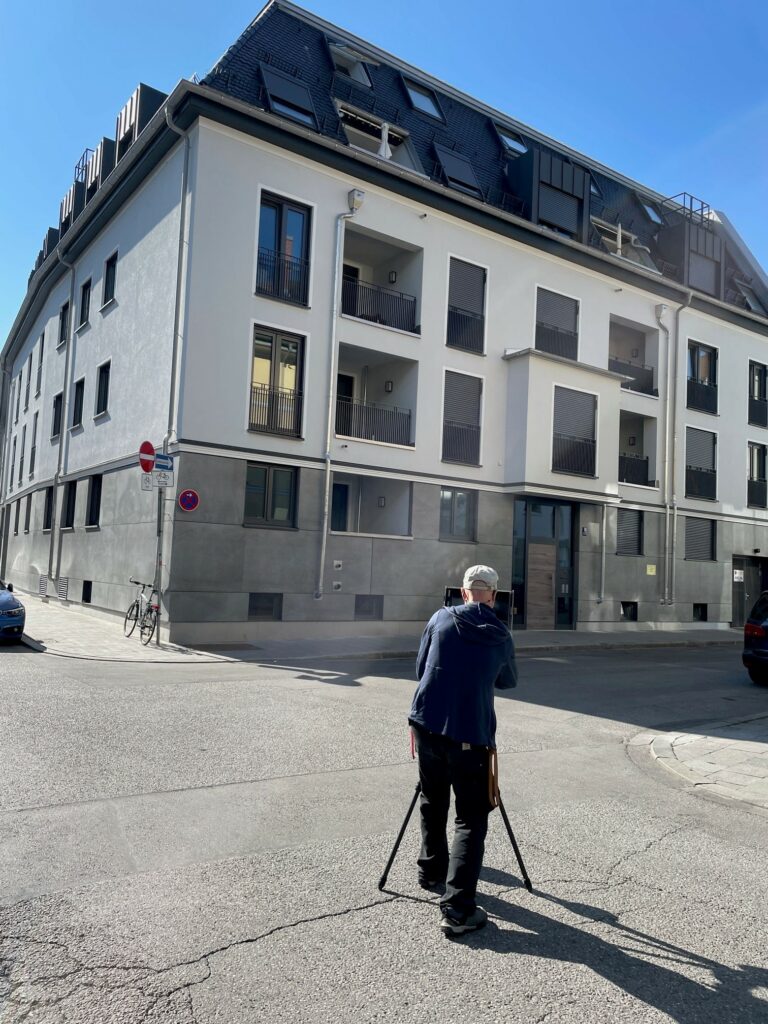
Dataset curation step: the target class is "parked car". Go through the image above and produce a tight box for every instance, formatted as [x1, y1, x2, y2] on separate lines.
[0, 581, 25, 641]
[742, 591, 768, 684]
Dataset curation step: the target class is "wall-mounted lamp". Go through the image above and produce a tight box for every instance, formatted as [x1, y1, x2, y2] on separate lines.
[377, 496, 386, 508]
[755, 548, 761, 554]
[628, 435, 636, 447]
[388, 270, 397, 285]
[631, 348, 639, 358]
[384, 380, 393, 393]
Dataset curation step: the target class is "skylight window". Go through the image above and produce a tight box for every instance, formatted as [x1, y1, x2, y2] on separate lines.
[403, 79, 443, 119]
[496, 126, 527, 155]
[640, 199, 664, 225]
[434, 144, 483, 199]
[329, 42, 373, 88]
[261, 66, 318, 130]
[592, 218, 660, 273]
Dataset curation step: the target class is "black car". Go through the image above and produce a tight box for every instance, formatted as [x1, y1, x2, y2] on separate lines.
[742, 591, 768, 684]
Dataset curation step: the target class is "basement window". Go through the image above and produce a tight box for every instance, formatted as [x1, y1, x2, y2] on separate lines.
[338, 106, 421, 171]
[592, 218, 660, 273]
[434, 144, 483, 200]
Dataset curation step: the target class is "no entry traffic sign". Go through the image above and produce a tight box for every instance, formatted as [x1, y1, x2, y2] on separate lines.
[139, 440, 155, 473]
[178, 489, 200, 512]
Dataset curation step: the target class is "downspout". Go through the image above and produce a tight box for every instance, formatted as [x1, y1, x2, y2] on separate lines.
[598, 503, 606, 603]
[49, 252, 77, 589]
[153, 106, 191, 642]
[315, 189, 364, 599]
[669, 290, 693, 606]
[655, 303, 671, 604]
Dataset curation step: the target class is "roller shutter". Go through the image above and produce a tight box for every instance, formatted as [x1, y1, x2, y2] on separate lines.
[686, 427, 716, 469]
[539, 184, 580, 234]
[444, 371, 482, 425]
[537, 288, 578, 333]
[617, 508, 642, 556]
[449, 259, 486, 315]
[554, 386, 595, 439]
[685, 517, 715, 561]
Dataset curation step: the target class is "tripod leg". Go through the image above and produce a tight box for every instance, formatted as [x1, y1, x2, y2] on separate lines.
[497, 794, 533, 892]
[378, 782, 421, 890]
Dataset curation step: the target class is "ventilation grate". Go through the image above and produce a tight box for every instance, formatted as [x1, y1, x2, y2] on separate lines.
[56, 577, 69, 601]
[38, 575, 48, 596]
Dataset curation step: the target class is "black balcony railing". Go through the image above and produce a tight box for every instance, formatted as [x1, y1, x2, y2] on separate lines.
[249, 384, 303, 437]
[442, 420, 481, 465]
[535, 323, 578, 360]
[36, 364, 42, 395]
[29, 446, 36, 477]
[619, 452, 650, 486]
[341, 277, 418, 333]
[687, 378, 718, 414]
[609, 356, 657, 396]
[749, 397, 768, 427]
[335, 398, 413, 446]
[748, 478, 767, 508]
[447, 306, 484, 353]
[552, 433, 596, 476]
[686, 465, 717, 500]
[256, 248, 310, 305]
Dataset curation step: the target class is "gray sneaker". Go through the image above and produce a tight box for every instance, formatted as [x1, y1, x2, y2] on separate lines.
[440, 906, 488, 937]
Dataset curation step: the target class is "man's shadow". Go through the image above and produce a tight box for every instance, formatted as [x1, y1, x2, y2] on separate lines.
[471, 867, 768, 1024]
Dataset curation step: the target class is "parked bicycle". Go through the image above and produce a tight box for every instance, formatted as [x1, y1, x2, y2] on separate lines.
[124, 577, 160, 646]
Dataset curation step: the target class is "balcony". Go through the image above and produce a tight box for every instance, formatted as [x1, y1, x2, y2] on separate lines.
[248, 384, 303, 437]
[336, 398, 413, 446]
[442, 421, 481, 465]
[609, 356, 657, 396]
[447, 306, 484, 353]
[619, 452, 650, 486]
[341, 277, 418, 334]
[687, 378, 718, 414]
[748, 478, 767, 508]
[686, 466, 716, 500]
[749, 397, 768, 428]
[535, 323, 578, 360]
[256, 248, 310, 306]
[331, 472, 411, 536]
[552, 433, 596, 476]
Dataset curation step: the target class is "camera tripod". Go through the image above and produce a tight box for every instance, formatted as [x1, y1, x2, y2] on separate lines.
[378, 780, 533, 892]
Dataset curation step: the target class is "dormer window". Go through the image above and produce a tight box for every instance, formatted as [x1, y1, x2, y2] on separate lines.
[434, 145, 483, 199]
[640, 199, 664, 226]
[403, 78, 443, 120]
[261, 66, 318, 129]
[737, 282, 767, 316]
[495, 126, 527, 155]
[592, 218, 660, 273]
[329, 42, 373, 87]
[338, 106, 422, 171]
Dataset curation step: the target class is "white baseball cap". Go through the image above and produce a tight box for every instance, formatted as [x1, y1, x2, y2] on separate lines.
[462, 564, 499, 589]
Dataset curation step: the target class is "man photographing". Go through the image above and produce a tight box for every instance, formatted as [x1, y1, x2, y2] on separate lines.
[408, 564, 517, 936]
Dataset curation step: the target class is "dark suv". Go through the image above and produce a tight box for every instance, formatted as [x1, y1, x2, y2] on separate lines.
[742, 591, 768, 684]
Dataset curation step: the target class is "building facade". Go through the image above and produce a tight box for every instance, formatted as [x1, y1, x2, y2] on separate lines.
[3, 0, 768, 642]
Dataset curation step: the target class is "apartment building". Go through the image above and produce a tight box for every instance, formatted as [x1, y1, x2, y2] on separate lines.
[2, 0, 768, 642]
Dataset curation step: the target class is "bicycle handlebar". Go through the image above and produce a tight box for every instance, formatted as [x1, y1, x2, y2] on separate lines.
[129, 577, 155, 590]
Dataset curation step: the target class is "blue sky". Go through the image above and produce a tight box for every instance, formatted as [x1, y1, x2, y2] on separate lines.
[2, 0, 767, 343]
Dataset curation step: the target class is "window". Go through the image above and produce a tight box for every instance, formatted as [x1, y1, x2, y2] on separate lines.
[71, 378, 85, 428]
[640, 199, 663, 226]
[337, 107, 421, 171]
[495, 126, 527, 155]
[440, 487, 477, 541]
[685, 427, 717, 500]
[687, 341, 717, 413]
[9, 437, 16, 490]
[61, 481, 77, 529]
[58, 302, 69, 346]
[256, 192, 311, 305]
[36, 332, 44, 395]
[86, 474, 102, 527]
[24, 494, 32, 534]
[95, 362, 110, 416]
[748, 443, 767, 508]
[43, 486, 54, 531]
[261, 66, 318, 128]
[442, 371, 482, 465]
[403, 79, 443, 119]
[736, 282, 767, 316]
[553, 387, 597, 476]
[18, 426, 25, 484]
[536, 289, 579, 360]
[29, 412, 38, 477]
[78, 279, 91, 326]
[51, 392, 63, 438]
[592, 219, 660, 273]
[13, 500, 20, 536]
[685, 517, 715, 561]
[250, 327, 303, 436]
[329, 42, 372, 87]
[14, 375, 20, 421]
[693, 602, 708, 622]
[103, 253, 117, 305]
[689, 252, 718, 295]
[355, 594, 384, 620]
[749, 361, 768, 427]
[617, 508, 643, 556]
[248, 592, 283, 620]
[244, 463, 297, 527]
[447, 259, 486, 353]
[539, 185, 580, 235]
[25, 353, 32, 409]
[433, 145, 483, 199]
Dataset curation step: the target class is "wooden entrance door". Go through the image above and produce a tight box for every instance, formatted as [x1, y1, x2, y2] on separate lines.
[526, 542, 556, 629]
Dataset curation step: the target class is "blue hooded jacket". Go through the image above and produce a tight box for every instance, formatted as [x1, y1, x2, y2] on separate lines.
[408, 602, 517, 747]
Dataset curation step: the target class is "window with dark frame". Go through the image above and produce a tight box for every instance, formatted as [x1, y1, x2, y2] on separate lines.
[685, 427, 717, 500]
[14, 375, 20, 421]
[685, 517, 716, 561]
[687, 340, 718, 413]
[328, 42, 372, 87]
[9, 438, 16, 490]
[61, 481, 77, 529]
[13, 500, 20, 536]
[403, 79, 443, 119]
[103, 253, 117, 305]
[250, 326, 304, 437]
[95, 362, 110, 416]
[25, 353, 31, 409]
[58, 302, 69, 346]
[71, 379, 85, 428]
[442, 371, 482, 465]
[248, 592, 283, 621]
[552, 386, 597, 476]
[439, 487, 477, 541]
[78, 279, 91, 326]
[24, 494, 32, 533]
[43, 487, 54, 531]
[261, 66, 318, 129]
[495, 126, 527, 155]
[617, 508, 643, 556]
[29, 412, 38, 477]
[51, 392, 63, 438]
[536, 288, 579, 360]
[36, 333, 44, 395]
[749, 361, 768, 427]
[18, 426, 25, 484]
[256, 193, 311, 305]
[244, 463, 297, 527]
[447, 259, 486, 353]
[748, 442, 767, 508]
[86, 474, 102, 527]
[433, 145, 483, 199]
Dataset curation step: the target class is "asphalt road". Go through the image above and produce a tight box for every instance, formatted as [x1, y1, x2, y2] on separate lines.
[1, 645, 767, 1022]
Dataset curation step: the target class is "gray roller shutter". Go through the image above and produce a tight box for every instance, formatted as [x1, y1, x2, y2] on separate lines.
[537, 288, 578, 333]
[686, 427, 716, 469]
[434, 145, 482, 196]
[444, 371, 482, 425]
[689, 252, 717, 295]
[554, 386, 595, 439]
[617, 508, 642, 556]
[539, 184, 580, 234]
[262, 66, 316, 122]
[685, 517, 715, 561]
[448, 259, 486, 315]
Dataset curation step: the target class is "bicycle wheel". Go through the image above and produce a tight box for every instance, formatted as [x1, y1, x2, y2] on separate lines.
[124, 600, 140, 637]
[139, 607, 157, 646]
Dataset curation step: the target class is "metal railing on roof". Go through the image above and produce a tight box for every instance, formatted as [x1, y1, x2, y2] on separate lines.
[661, 193, 711, 226]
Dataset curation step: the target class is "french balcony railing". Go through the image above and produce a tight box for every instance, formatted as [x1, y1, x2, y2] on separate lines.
[609, 355, 657, 396]
[341, 277, 418, 334]
[618, 452, 650, 486]
[36, 364, 42, 395]
[249, 384, 303, 437]
[749, 397, 768, 428]
[335, 398, 413, 446]
[685, 465, 717, 500]
[442, 420, 481, 465]
[748, 478, 767, 508]
[552, 433, 596, 476]
[535, 323, 578, 361]
[687, 378, 718, 414]
[29, 446, 36, 477]
[256, 248, 310, 306]
[447, 306, 484, 353]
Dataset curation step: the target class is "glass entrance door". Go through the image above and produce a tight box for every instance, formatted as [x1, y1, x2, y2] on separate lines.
[513, 499, 574, 629]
